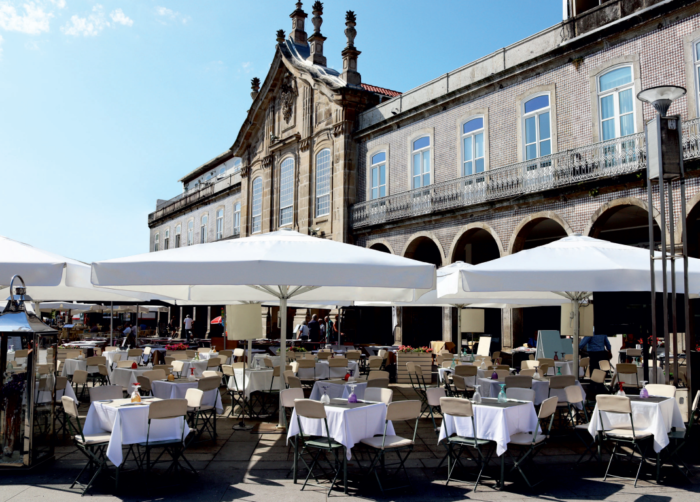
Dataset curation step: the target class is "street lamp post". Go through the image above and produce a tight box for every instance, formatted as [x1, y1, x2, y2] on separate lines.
[637, 86, 691, 412]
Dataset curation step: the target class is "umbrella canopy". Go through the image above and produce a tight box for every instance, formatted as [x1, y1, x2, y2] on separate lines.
[39, 302, 95, 312]
[0, 235, 85, 288]
[211, 316, 223, 324]
[91, 229, 436, 426]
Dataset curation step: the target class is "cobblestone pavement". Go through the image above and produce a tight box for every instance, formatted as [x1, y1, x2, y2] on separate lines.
[1, 384, 697, 501]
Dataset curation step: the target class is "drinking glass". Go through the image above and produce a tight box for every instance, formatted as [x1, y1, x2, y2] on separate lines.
[639, 380, 649, 399]
[320, 385, 331, 405]
[472, 384, 482, 404]
[497, 383, 507, 403]
[348, 383, 358, 403]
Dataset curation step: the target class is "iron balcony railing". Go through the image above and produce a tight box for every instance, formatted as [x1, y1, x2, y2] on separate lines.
[351, 119, 700, 229]
[149, 171, 241, 224]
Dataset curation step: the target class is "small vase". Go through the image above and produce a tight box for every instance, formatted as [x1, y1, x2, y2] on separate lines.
[554, 352, 559, 361]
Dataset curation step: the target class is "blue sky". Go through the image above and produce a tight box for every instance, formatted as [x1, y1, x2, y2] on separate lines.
[0, 0, 561, 263]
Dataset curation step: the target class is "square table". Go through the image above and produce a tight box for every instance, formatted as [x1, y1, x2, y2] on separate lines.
[287, 401, 394, 460]
[180, 360, 210, 378]
[587, 395, 685, 452]
[104, 350, 124, 368]
[309, 381, 368, 401]
[228, 368, 274, 398]
[478, 377, 586, 408]
[83, 397, 191, 466]
[110, 367, 152, 390]
[438, 366, 487, 384]
[297, 361, 359, 380]
[151, 379, 223, 414]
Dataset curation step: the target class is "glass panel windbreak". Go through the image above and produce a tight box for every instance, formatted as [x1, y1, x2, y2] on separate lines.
[30, 333, 58, 466]
[315, 149, 331, 217]
[252, 178, 263, 233]
[280, 158, 294, 226]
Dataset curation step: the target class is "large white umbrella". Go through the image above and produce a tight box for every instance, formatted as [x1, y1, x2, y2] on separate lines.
[445, 234, 700, 379]
[358, 262, 569, 350]
[91, 229, 436, 426]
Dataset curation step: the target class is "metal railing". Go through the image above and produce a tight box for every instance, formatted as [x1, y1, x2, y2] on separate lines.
[149, 172, 241, 223]
[351, 130, 658, 229]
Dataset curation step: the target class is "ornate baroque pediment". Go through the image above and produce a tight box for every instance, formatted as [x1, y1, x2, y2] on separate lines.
[280, 73, 298, 124]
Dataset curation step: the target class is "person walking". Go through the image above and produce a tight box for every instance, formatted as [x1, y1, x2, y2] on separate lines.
[167, 317, 177, 337]
[319, 318, 327, 343]
[578, 329, 611, 372]
[183, 314, 194, 341]
[297, 320, 309, 341]
[325, 316, 334, 344]
[308, 314, 320, 343]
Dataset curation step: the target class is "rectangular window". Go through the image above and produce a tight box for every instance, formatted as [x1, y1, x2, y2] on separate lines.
[187, 221, 194, 246]
[233, 202, 241, 235]
[598, 66, 635, 140]
[175, 234, 181, 248]
[462, 118, 485, 176]
[164, 230, 169, 250]
[370, 152, 386, 200]
[252, 178, 263, 233]
[154, 234, 159, 252]
[200, 215, 208, 244]
[216, 209, 224, 240]
[315, 149, 331, 216]
[280, 158, 294, 226]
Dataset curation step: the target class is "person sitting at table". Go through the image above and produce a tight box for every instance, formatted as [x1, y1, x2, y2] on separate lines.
[578, 328, 611, 372]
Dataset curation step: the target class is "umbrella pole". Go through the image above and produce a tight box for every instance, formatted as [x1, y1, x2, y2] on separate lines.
[278, 293, 288, 428]
[457, 306, 462, 356]
[573, 298, 580, 381]
[110, 302, 113, 347]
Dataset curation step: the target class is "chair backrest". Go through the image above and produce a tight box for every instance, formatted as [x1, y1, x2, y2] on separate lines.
[386, 400, 420, 421]
[117, 360, 134, 368]
[165, 356, 175, 365]
[222, 364, 234, 377]
[185, 388, 204, 408]
[346, 352, 361, 361]
[329, 358, 347, 368]
[317, 351, 331, 360]
[439, 397, 473, 417]
[495, 369, 510, 380]
[86, 356, 106, 367]
[454, 365, 478, 377]
[505, 375, 532, 389]
[596, 394, 631, 414]
[580, 357, 590, 373]
[233, 348, 245, 359]
[549, 375, 575, 389]
[128, 349, 143, 357]
[89, 385, 124, 402]
[144, 369, 166, 381]
[172, 360, 185, 372]
[441, 361, 452, 368]
[172, 352, 188, 360]
[98, 364, 109, 377]
[62, 395, 80, 419]
[298, 359, 315, 369]
[521, 360, 537, 370]
[626, 348, 642, 357]
[506, 387, 535, 402]
[111, 353, 123, 363]
[137, 375, 152, 392]
[364, 388, 393, 404]
[492, 350, 501, 360]
[599, 359, 611, 372]
[149, 398, 187, 419]
[520, 369, 536, 377]
[537, 358, 554, 368]
[283, 370, 295, 384]
[539, 396, 558, 419]
[368, 358, 383, 370]
[367, 378, 389, 389]
[564, 385, 584, 405]
[152, 365, 171, 375]
[645, 384, 676, 398]
[425, 387, 446, 407]
[616, 363, 638, 375]
[367, 370, 389, 381]
[72, 369, 88, 384]
[207, 358, 221, 368]
[197, 347, 211, 353]
[104, 347, 117, 352]
[287, 376, 302, 389]
[538, 364, 550, 376]
[414, 366, 427, 378]
[198, 376, 221, 392]
[591, 369, 606, 384]
[219, 350, 233, 359]
[203, 370, 220, 378]
[186, 350, 196, 358]
[263, 357, 273, 368]
[295, 399, 327, 419]
[281, 387, 304, 408]
[14, 349, 29, 358]
[564, 354, 574, 361]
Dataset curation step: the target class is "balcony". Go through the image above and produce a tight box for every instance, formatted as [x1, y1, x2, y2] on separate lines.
[351, 119, 700, 230]
[149, 171, 241, 225]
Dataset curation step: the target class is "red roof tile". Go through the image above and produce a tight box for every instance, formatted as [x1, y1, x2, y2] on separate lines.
[361, 83, 401, 97]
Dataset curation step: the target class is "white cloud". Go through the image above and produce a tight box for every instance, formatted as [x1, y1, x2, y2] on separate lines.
[24, 39, 39, 50]
[0, 1, 53, 34]
[155, 6, 189, 25]
[110, 8, 132, 27]
[48, 0, 64, 8]
[61, 4, 133, 37]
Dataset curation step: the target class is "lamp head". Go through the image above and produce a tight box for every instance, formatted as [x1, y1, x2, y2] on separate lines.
[637, 86, 686, 117]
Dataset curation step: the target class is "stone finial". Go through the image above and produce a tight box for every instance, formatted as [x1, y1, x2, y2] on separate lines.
[276, 29, 285, 44]
[251, 77, 261, 100]
[289, 1, 308, 45]
[341, 11, 361, 85]
[307, 0, 326, 66]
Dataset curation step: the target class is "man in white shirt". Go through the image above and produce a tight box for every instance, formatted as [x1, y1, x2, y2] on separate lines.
[183, 315, 193, 341]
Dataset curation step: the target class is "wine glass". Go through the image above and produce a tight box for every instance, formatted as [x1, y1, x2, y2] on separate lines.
[497, 383, 507, 403]
[348, 383, 358, 403]
[639, 380, 649, 399]
[472, 384, 482, 404]
[320, 385, 331, 405]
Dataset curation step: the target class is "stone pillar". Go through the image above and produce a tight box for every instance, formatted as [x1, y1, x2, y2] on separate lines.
[289, 1, 307, 45]
[340, 11, 361, 85]
[206, 306, 211, 338]
[442, 307, 452, 342]
[307, 1, 326, 66]
[502, 309, 513, 350]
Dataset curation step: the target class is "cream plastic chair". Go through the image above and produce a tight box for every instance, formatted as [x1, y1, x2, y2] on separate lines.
[520, 369, 536, 377]
[317, 351, 332, 360]
[297, 359, 320, 382]
[88, 385, 123, 402]
[367, 378, 389, 389]
[171, 360, 185, 378]
[116, 360, 134, 368]
[364, 388, 393, 405]
[197, 347, 211, 353]
[506, 387, 535, 402]
[505, 375, 532, 389]
[426, 387, 446, 432]
[615, 363, 640, 389]
[137, 398, 193, 475]
[328, 357, 349, 379]
[645, 384, 676, 398]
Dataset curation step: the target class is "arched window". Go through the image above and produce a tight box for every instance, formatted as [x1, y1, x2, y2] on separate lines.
[187, 220, 194, 245]
[154, 233, 159, 252]
[315, 149, 331, 216]
[523, 94, 551, 160]
[175, 224, 182, 248]
[200, 215, 208, 244]
[279, 158, 294, 226]
[462, 117, 485, 176]
[370, 152, 386, 200]
[164, 228, 170, 250]
[252, 177, 263, 233]
[216, 209, 224, 240]
[411, 136, 431, 189]
[598, 66, 635, 140]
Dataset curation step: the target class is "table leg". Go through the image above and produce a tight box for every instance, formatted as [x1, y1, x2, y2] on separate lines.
[500, 454, 505, 490]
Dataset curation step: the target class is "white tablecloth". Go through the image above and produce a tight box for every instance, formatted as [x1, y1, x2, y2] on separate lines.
[151, 380, 223, 414]
[61, 358, 100, 376]
[110, 368, 151, 389]
[36, 376, 75, 404]
[253, 354, 281, 367]
[297, 361, 358, 380]
[228, 368, 274, 398]
[613, 366, 660, 386]
[439, 399, 539, 456]
[181, 360, 209, 378]
[309, 381, 367, 401]
[287, 402, 394, 460]
[478, 377, 586, 408]
[588, 396, 685, 452]
[83, 398, 191, 466]
[438, 367, 487, 384]
[104, 351, 124, 368]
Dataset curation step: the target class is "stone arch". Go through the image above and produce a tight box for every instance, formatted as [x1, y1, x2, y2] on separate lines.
[447, 222, 505, 264]
[368, 239, 395, 254]
[583, 197, 667, 243]
[507, 211, 574, 254]
[401, 231, 445, 266]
